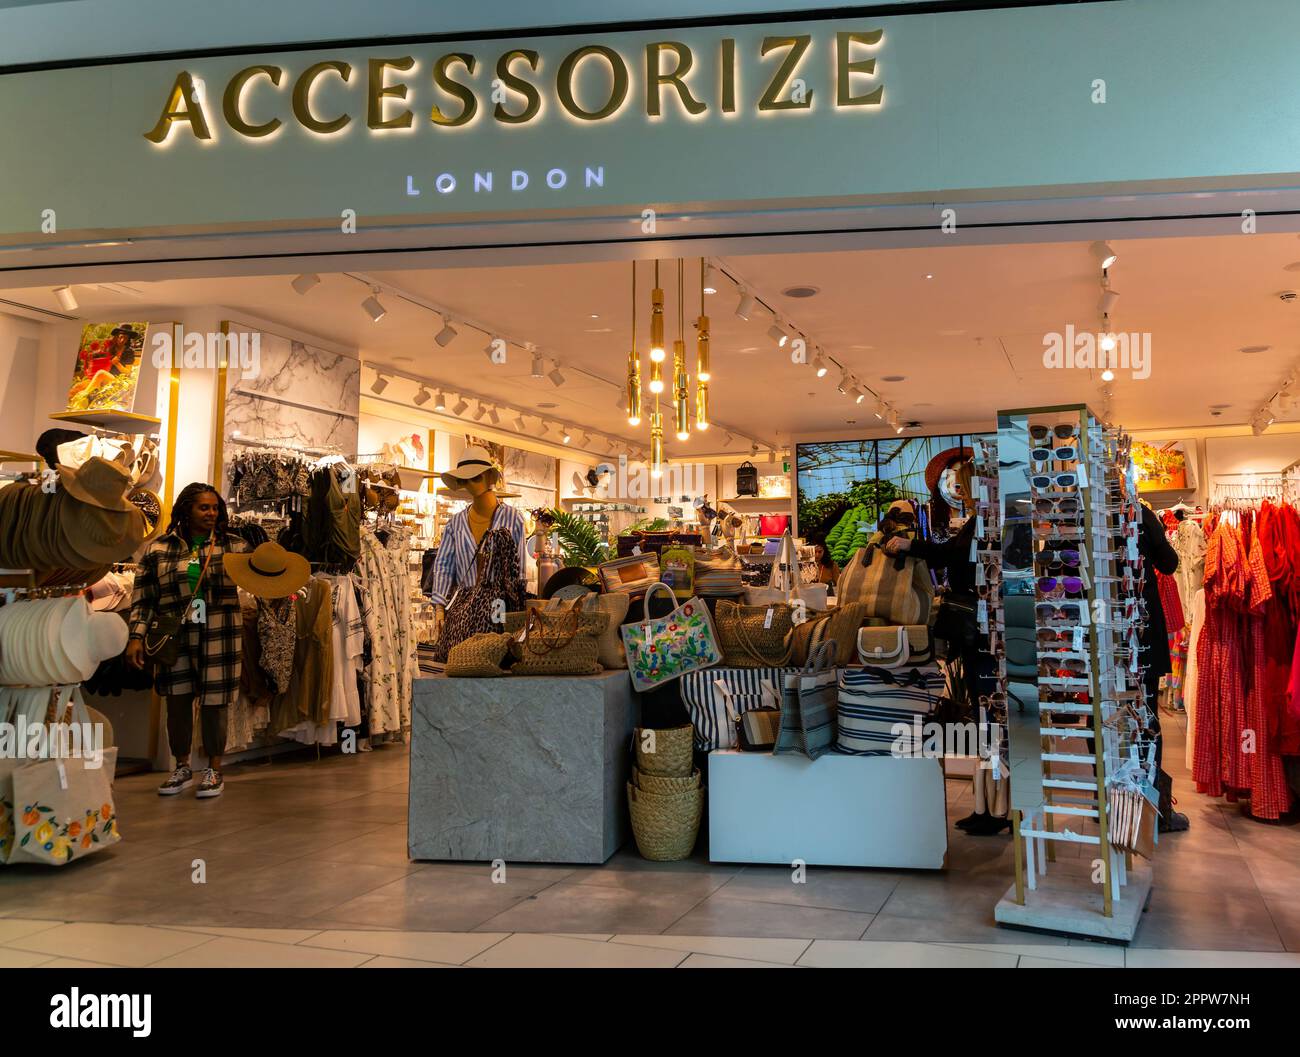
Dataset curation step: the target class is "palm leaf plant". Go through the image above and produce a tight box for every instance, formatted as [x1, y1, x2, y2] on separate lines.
[546, 508, 611, 568]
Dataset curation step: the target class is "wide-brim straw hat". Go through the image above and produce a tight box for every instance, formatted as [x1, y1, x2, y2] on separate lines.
[439, 446, 501, 490]
[224, 541, 312, 599]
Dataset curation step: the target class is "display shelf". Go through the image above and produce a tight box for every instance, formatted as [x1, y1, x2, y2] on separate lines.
[559, 497, 646, 512]
[0, 450, 40, 464]
[50, 409, 162, 433]
[721, 496, 793, 510]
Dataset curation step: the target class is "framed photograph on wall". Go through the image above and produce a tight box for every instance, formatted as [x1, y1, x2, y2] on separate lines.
[66, 321, 150, 413]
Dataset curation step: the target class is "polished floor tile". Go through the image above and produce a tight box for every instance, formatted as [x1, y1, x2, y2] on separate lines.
[312, 871, 541, 931]
[862, 913, 1057, 946]
[148, 935, 370, 968]
[477, 879, 706, 934]
[1125, 948, 1300, 968]
[611, 933, 811, 964]
[557, 867, 731, 900]
[359, 955, 459, 968]
[664, 895, 874, 940]
[156, 924, 323, 944]
[938, 941, 1123, 967]
[799, 940, 1019, 968]
[1018, 955, 1102, 968]
[678, 952, 796, 967]
[0, 918, 62, 944]
[5, 921, 211, 966]
[305, 824, 413, 869]
[464, 933, 685, 968]
[0, 947, 57, 967]
[710, 866, 902, 915]
[300, 929, 508, 964]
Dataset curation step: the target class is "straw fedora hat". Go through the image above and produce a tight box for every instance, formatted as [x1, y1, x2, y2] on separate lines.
[225, 541, 311, 599]
[58, 456, 135, 513]
[439, 446, 501, 490]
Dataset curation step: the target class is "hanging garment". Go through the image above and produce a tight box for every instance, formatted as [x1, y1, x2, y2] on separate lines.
[1184, 588, 1205, 772]
[277, 578, 337, 745]
[1172, 518, 1207, 612]
[256, 596, 297, 695]
[357, 526, 417, 737]
[326, 574, 366, 727]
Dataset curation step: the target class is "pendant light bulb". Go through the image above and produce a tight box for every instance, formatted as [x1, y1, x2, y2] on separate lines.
[696, 314, 711, 382]
[649, 359, 664, 394]
[649, 284, 665, 362]
[696, 381, 710, 431]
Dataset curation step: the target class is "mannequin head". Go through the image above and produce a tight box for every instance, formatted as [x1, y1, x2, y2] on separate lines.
[463, 470, 497, 499]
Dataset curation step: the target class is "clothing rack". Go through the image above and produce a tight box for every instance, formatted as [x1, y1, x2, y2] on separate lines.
[229, 435, 346, 458]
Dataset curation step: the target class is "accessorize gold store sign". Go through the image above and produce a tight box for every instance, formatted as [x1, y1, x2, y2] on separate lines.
[142, 30, 885, 144]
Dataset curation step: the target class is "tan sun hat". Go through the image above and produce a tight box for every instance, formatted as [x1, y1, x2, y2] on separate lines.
[439, 446, 501, 490]
[225, 541, 312, 599]
[58, 456, 135, 513]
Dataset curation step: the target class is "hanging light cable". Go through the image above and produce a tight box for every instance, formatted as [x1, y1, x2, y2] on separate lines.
[674, 259, 691, 441]
[649, 260, 665, 362]
[626, 261, 642, 426]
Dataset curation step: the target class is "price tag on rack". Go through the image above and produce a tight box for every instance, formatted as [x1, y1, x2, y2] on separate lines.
[763, 607, 775, 630]
[631, 545, 642, 556]
[1127, 536, 1139, 562]
[1072, 626, 1085, 652]
[975, 514, 986, 537]
[975, 560, 986, 586]
[969, 536, 979, 561]
[977, 599, 989, 629]
[1115, 666, 1127, 692]
[1076, 463, 1089, 489]
[978, 481, 989, 502]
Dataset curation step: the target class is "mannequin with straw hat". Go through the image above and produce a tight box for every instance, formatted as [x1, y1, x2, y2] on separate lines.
[428, 446, 529, 620]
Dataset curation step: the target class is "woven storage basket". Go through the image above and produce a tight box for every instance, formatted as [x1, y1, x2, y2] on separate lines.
[627, 782, 703, 861]
[634, 723, 694, 777]
[633, 765, 701, 795]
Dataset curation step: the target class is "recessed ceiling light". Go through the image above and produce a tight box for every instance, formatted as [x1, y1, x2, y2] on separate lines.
[882, 375, 906, 382]
[850, 344, 874, 350]
[738, 346, 759, 352]
[1284, 262, 1300, 272]
[845, 420, 857, 425]
[537, 402, 558, 409]
[393, 356, 413, 363]
[584, 327, 613, 334]
[924, 274, 934, 280]
[1239, 345, 1270, 354]
[1210, 403, 1231, 409]
[589, 313, 599, 319]
[782, 285, 820, 298]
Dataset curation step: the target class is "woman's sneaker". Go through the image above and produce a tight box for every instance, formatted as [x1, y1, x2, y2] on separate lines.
[196, 768, 224, 799]
[158, 765, 193, 796]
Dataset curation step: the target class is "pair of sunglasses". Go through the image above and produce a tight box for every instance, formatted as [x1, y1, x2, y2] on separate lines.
[1030, 424, 1078, 443]
[1037, 627, 1086, 645]
[1038, 576, 1084, 596]
[1036, 601, 1084, 621]
[1031, 473, 1078, 490]
[1031, 446, 1078, 463]
[978, 693, 1007, 710]
[1034, 497, 1081, 515]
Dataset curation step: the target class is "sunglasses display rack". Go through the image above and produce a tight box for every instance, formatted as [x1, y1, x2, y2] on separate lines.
[993, 406, 1154, 942]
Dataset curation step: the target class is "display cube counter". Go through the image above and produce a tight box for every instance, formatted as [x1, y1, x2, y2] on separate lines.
[408, 671, 638, 864]
[708, 750, 948, 869]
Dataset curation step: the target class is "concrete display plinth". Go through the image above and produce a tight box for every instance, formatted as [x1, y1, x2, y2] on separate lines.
[994, 857, 1153, 943]
[408, 672, 638, 864]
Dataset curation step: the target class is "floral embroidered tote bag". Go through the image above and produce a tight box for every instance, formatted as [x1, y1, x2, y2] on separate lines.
[621, 582, 722, 692]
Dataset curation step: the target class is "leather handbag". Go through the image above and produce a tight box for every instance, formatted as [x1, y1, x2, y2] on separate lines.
[714, 599, 795, 668]
[735, 460, 759, 497]
[621, 582, 722, 691]
[857, 625, 934, 667]
[142, 538, 215, 669]
[597, 553, 661, 594]
[758, 514, 791, 537]
[432, 524, 527, 662]
[714, 675, 782, 752]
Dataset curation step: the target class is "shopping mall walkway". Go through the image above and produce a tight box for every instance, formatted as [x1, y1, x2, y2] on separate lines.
[2, 713, 1297, 968]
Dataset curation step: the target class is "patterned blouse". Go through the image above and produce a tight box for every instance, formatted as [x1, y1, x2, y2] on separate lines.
[428, 502, 529, 607]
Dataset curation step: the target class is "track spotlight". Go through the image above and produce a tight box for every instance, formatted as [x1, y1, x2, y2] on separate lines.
[854, 388, 867, 404]
[548, 365, 566, 387]
[514, 413, 527, 432]
[767, 449, 776, 463]
[813, 352, 829, 378]
[837, 371, 850, 395]
[767, 320, 788, 347]
[578, 432, 590, 447]
[531, 354, 545, 379]
[370, 373, 389, 394]
[873, 399, 886, 421]
[1091, 241, 1118, 270]
[361, 289, 386, 322]
[452, 396, 469, 415]
[291, 273, 319, 296]
[703, 265, 717, 295]
[434, 391, 447, 411]
[735, 289, 754, 321]
[561, 425, 572, 444]
[435, 317, 459, 347]
[413, 386, 431, 406]
[483, 336, 503, 362]
[472, 402, 487, 421]
[54, 285, 78, 311]
[1099, 288, 1120, 314]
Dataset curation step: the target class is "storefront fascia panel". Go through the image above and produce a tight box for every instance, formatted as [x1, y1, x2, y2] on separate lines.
[3, 0, 1300, 267]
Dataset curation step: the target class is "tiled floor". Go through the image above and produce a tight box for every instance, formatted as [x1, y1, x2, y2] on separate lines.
[2, 712, 1297, 968]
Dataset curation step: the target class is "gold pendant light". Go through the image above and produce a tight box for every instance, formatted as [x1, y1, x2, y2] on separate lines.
[650, 408, 664, 478]
[674, 259, 690, 441]
[649, 260, 665, 363]
[626, 261, 642, 426]
[695, 258, 711, 430]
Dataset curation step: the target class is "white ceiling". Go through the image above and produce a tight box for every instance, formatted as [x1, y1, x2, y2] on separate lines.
[8, 229, 1300, 453]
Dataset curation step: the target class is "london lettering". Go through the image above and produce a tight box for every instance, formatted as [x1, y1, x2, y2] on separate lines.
[143, 30, 884, 143]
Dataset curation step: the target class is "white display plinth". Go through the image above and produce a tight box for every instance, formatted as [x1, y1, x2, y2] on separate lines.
[708, 750, 948, 868]
[994, 857, 1153, 943]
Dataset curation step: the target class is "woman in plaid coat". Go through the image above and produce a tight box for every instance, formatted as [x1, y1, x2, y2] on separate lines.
[126, 482, 247, 799]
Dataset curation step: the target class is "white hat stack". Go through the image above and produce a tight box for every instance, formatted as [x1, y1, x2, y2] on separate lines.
[0, 596, 129, 686]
